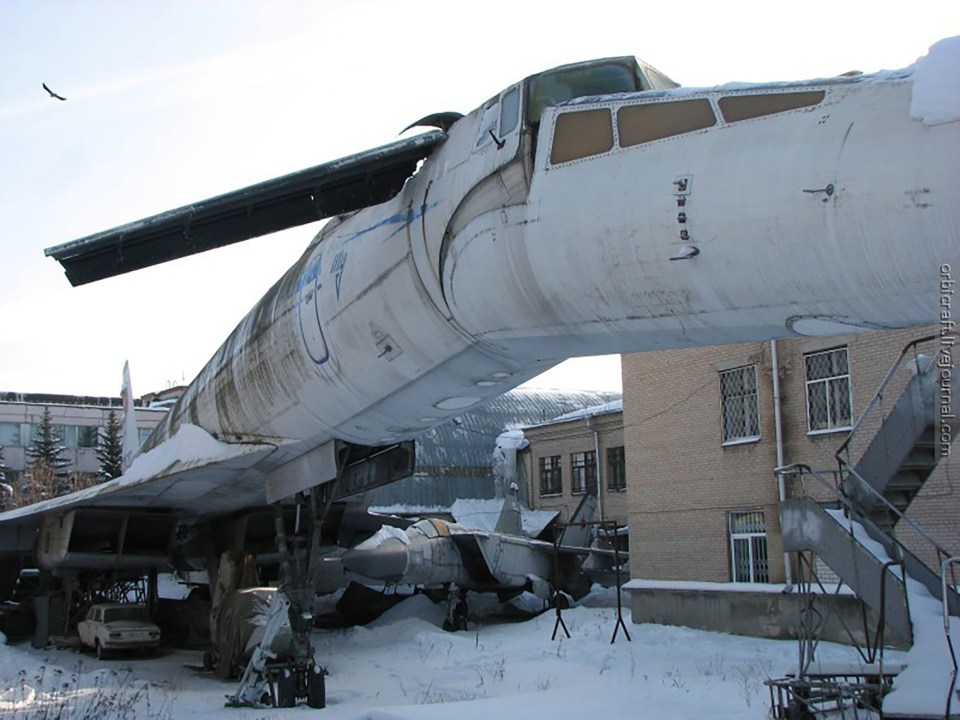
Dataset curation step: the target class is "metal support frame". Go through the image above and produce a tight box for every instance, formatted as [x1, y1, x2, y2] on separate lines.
[766, 549, 904, 718]
[547, 519, 631, 643]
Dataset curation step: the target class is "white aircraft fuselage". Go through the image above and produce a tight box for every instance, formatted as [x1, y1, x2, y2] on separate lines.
[146, 55, 957, 498]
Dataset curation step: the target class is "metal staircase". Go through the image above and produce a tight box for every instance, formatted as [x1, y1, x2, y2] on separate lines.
[839, 336, 942, 528]
[771, 336, 958, 718]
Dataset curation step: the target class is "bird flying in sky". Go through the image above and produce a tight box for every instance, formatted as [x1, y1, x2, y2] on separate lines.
[42, 82, 67, 101]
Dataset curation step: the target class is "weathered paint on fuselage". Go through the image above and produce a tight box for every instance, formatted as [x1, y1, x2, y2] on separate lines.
[150, 63, 959, 489]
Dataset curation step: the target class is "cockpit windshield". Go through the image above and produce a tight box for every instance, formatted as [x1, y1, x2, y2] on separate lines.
[526, 59, 643, 124]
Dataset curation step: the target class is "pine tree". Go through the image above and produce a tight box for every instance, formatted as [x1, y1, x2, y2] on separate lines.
[26, 407, 71, 485]
[97, 410, 124, 481]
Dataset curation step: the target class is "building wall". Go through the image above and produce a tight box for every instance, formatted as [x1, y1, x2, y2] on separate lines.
[621, 326, 955, 584]
[0, 396, 168, 482]
[520, 410, 628, 527]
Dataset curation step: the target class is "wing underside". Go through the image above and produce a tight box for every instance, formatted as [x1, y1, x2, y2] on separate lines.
[45, 130, 446, 286]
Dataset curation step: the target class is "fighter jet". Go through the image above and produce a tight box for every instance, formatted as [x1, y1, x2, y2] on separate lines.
[342, 487, 603, 626]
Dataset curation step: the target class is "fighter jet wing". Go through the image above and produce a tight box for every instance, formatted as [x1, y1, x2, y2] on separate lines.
[45, 130, 447, 286]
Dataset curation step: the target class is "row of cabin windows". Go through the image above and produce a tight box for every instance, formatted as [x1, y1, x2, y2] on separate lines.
[0, 422, 152, 450]
[550, 90, 825, 165]
[719, 346, 853, 445]
[539, 446, 626, 497]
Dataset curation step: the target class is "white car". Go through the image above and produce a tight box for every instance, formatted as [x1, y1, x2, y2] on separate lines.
[78, 603, 161, 658]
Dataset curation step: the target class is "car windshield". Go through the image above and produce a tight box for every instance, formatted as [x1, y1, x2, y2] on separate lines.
[103, 606, 149, 623]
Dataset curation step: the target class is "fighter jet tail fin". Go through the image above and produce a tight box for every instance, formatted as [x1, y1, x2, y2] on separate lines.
[494, 482, 522, 536]
[121, 361, 140, 472]
[559, 492, 597, 548]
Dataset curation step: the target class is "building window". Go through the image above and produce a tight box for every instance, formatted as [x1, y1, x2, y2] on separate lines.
[76, 426, 99, 449]
[805, 347, 852, 433]
[719, 365, 760, 444]
[729, 511, 769, 583]
[570, 451, 597, 495]
[29, 423, 67, 447]
[539, 455, 562, 496]
[0, 422, 21, 447]
[607, 446, 626, 491]
[138, 427, 153, 447]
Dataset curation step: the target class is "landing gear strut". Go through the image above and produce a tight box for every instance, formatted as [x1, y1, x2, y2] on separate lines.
[443, 587, 469, 632]
[225, 489, 329, 708]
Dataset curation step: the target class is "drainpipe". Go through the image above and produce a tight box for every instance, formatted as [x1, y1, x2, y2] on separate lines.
[771, 339, 792, 584]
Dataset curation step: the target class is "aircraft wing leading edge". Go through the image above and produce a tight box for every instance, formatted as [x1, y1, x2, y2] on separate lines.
[44, 130, 447, 286]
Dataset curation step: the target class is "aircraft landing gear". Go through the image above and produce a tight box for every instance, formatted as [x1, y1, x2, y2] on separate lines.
[443, 587, 469, 632]
[226, 490, 329, 709]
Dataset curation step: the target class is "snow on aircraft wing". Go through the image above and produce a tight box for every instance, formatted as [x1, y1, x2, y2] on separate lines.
[0, 424, 415, 545]
[0, 425, 277, 529]
[45, 130, 447, 286]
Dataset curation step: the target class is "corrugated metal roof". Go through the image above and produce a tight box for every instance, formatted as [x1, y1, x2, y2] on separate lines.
[530, 399, 623, 426]
[370, 388, 621, 507]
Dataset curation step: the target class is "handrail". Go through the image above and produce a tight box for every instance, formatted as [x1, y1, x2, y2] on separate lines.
[835, 334, 937, 468]
[777, 463, 950, 578]
[942, 556, 960, 720]
[842, 465, 952, 561]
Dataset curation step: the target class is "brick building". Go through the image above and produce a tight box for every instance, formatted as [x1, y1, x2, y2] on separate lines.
[620, 326, 956, 586]
[519, 400, 628, 528]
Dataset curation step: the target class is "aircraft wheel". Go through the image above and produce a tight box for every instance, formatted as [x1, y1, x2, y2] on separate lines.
[307, 664, 326, 709]
[275, 668, 296, 708]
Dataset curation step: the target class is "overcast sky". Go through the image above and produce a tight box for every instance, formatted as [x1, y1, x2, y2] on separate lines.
[0, 1, 956, 398]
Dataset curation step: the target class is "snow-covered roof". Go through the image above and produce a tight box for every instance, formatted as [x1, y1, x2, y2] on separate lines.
[524, 398, 623, 428]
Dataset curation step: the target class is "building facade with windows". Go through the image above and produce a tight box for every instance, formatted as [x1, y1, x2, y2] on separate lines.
[518, 400, 628, 528]
[621, 326, 956, 586]
[0, 392, 170, 486]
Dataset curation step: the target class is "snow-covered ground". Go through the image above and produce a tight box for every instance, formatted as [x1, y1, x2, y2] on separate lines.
[0, 587, 913, 720]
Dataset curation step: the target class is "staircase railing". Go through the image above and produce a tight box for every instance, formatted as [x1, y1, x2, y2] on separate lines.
[779, 462, 960, 616]
[835, 334, 937, 476]
[943, 556, 960, 719]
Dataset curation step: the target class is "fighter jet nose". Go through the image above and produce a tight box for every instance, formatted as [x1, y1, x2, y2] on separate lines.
[342, 539, 409, 582]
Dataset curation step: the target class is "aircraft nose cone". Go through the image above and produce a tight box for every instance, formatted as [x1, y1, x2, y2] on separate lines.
[342, 539, 409, 582]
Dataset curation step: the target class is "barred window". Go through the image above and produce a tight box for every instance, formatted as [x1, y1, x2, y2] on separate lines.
[729, 510, 769, 583]
[606, 446, 626, 491]
[539, 455, 562, 496]
[571, 451, 597, 495]
[805, 347, 852, 433]
[719, 365, 760, 444]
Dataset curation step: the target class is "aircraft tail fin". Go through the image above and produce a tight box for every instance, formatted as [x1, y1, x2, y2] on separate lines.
[121, 361, 140, 471]
[494, 482, 522, 536]
[559, 492, 597, 548]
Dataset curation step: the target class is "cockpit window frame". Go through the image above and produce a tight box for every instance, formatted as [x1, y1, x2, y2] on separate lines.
[523, 58, 647, 127]
[499, 84, 521, 136]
